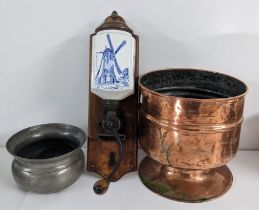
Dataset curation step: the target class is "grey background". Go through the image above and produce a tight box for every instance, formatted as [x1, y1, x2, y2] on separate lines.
[0, 0, 258, 149]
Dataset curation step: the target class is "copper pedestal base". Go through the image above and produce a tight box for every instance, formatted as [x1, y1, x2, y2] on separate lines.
[139, 157, 233, 202]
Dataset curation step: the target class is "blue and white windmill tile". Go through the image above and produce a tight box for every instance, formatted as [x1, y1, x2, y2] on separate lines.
[91, 30, 135, 100]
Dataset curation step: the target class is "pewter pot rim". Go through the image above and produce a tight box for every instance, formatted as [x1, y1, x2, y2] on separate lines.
[139, 68, 248, 101]
[6, 123, 86, 164]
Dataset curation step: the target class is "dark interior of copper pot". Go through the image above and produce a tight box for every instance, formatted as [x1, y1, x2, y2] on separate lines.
[140, 69, 247, 99]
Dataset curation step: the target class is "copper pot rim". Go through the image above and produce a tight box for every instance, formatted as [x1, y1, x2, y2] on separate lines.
[139, 68, 248, 102]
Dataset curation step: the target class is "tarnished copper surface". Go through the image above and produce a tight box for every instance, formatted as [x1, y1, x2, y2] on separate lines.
[139, 156, 232, 202]
[138, 68, 247, 202]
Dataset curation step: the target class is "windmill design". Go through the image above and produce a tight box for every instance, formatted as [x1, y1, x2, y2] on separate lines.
[95, 34, 129, 89]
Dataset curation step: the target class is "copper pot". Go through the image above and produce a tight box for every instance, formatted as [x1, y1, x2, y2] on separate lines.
[138, 69, 247, 202]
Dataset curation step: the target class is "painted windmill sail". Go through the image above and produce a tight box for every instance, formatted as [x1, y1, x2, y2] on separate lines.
[91, 30, 135, 100]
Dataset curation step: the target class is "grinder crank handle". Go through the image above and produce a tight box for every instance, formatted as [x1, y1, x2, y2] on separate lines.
[93, 128, 123, 195]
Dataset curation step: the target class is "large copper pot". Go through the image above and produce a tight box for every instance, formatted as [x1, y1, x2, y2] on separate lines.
[138, 69, 247, 202]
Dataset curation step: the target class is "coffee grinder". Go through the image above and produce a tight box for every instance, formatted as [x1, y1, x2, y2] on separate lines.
[87, 11, 139, 194]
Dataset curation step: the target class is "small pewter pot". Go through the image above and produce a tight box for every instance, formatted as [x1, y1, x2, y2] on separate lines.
[138, 69, 247, 202]
[6, 123, 86, 193]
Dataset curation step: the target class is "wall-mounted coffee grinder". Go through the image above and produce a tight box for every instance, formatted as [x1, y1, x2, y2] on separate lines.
[87, 11, 139, 194]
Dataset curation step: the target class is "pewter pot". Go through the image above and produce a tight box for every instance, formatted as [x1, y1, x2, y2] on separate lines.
[6, 123, 86, 193]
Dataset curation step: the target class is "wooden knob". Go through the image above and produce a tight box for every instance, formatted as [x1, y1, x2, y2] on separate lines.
[93, 179, 110, 195]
